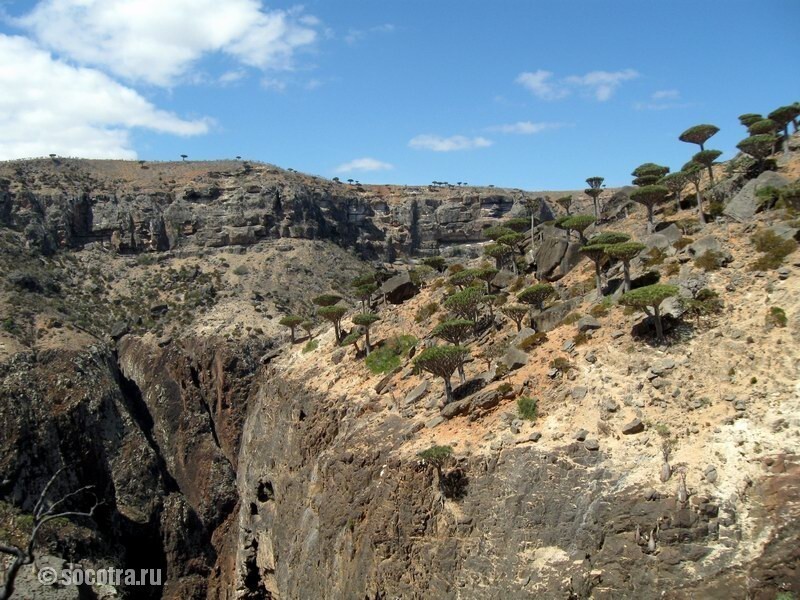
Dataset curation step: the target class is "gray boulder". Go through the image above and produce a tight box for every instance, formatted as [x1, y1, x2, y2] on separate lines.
[533, 297, 582, 332]
[622, 418, 645, 435]
[380, 271, 419, 304]
[403, 381, 428, 406]
[724, 171, 789, 221]
[491, 269, 517, 289]
[512, 327, 537, 347]
[577, 316, 601, 332]
[501, 347, 528, 370]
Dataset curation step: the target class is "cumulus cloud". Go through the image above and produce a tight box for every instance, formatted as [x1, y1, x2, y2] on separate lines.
[0, 34, 208, 160]
[408, 135, 493, 152]
[515, 70, 568, 101]
[17, 0, 319, 86]
[344, 23, 395, 45]
[334, 157, 394, 173]
[516, 68, 639, 101]
[652, 89, 680, 100]
[564, 69, 639, 101]
[486, 121, 566, 135]
[634, 89, 689, 110]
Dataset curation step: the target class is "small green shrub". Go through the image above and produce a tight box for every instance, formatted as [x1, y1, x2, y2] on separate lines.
[589, 302, 610, 318]
[365, 335, 418, 374]
[573, 331, 590, 346]
[708, 201, 725, 218]
[549, 357, 571, 372]
[674, 237, 694, 251]
[664, 262, 680, 276]
[559, 312, 582, 326]
[749, 230, 797, 271]
[415, 302, 439, 323]
[694, 250, 724, 272]
[642, 247, 666, 267]
[755, 185, 781, 210]
[517, 396, 538, 421]
[233, 265, 249, 276]
[518, 332, 548, 352]
[302, 339, 318, 353]
[135, 254, 157, 266]
[766, 306, 788, 328]
[497, 382, 513, 395]
[750, 377, 758, 385]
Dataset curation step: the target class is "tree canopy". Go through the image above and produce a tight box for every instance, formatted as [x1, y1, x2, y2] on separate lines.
[632, 163, 670, 187]
[431, 319, 474, 344]
[630, 185, 669, 232]
[444, 287, 485, 322]
[679, 124, 719, 150]
[517, 283, 555, 310]
[313, 294, 342, 307]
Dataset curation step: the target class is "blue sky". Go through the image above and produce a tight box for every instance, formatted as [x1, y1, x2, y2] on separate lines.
[1, 0, 798, 189]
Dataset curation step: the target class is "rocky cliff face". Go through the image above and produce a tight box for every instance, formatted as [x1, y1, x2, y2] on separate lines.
[1, 157, 799, 599]
[0, 159, 557, 262]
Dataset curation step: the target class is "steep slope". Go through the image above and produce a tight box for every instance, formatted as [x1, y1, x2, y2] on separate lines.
[0, 148, 798, 599]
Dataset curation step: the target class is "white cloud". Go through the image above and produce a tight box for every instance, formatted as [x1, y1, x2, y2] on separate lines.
[486, 121, 566, 135]
[344, 23, 395, 45]
[652, 89, 680, 100]
[261, 77, 287, 92]
[634, 89, 690, 111]
[408, 135, 493, 152]
[17, 0, 319, 87]
[218, 69, 247, 85]
[516, 68, 638, 101]
[0, 34, 208, 160]
[515, 70, 567, 101]
[563, 69, 639, 101]
[334, 157, 394, 173]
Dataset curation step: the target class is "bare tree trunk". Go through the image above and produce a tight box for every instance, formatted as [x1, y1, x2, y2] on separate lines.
[654, 305, 664, 342]
[675, 191, 681, 212]
[694, 184, 706, 225]
[364, 328, 371, 355]
[443, 376, 453, 404]
[623, 260, 631, 293]
[595, 262, 603, 297]
[783, 125, 790, 155]
[647, 205, 654, 234]
[706, 165, 715, 187]
[457, 362, 465, 384]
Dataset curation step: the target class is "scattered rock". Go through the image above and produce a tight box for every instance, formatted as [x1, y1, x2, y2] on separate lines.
[501, 346, 528, 370]
[585, 351, 597, 364]
[584, 439, 599, 451]
[528, 432, 542, 442]
[440, 399, 470, 419]
[110, 321, 128, 340]
[571, 386, 588, 400]
[574, 429, 588, 441]
[622, 418, 645, 435]
[425, 416, 445, 429]
[577, 315, 601, 332]
[650, 358, 676, 375]
[512, 327, 536, 347]
[602, 399, 619, 413]
[704, 465, 718, 484]
[403, 381, 428, 406]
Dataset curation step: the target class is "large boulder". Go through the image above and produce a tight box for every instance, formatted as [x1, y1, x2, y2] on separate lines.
[501, 347, 528, 370]
[533, 297, 582, 332]
[380, 271, 419, 304]
[723, 171, 790, 221]
[491, 269, 517, 289]
[534, 231, 583, 281]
